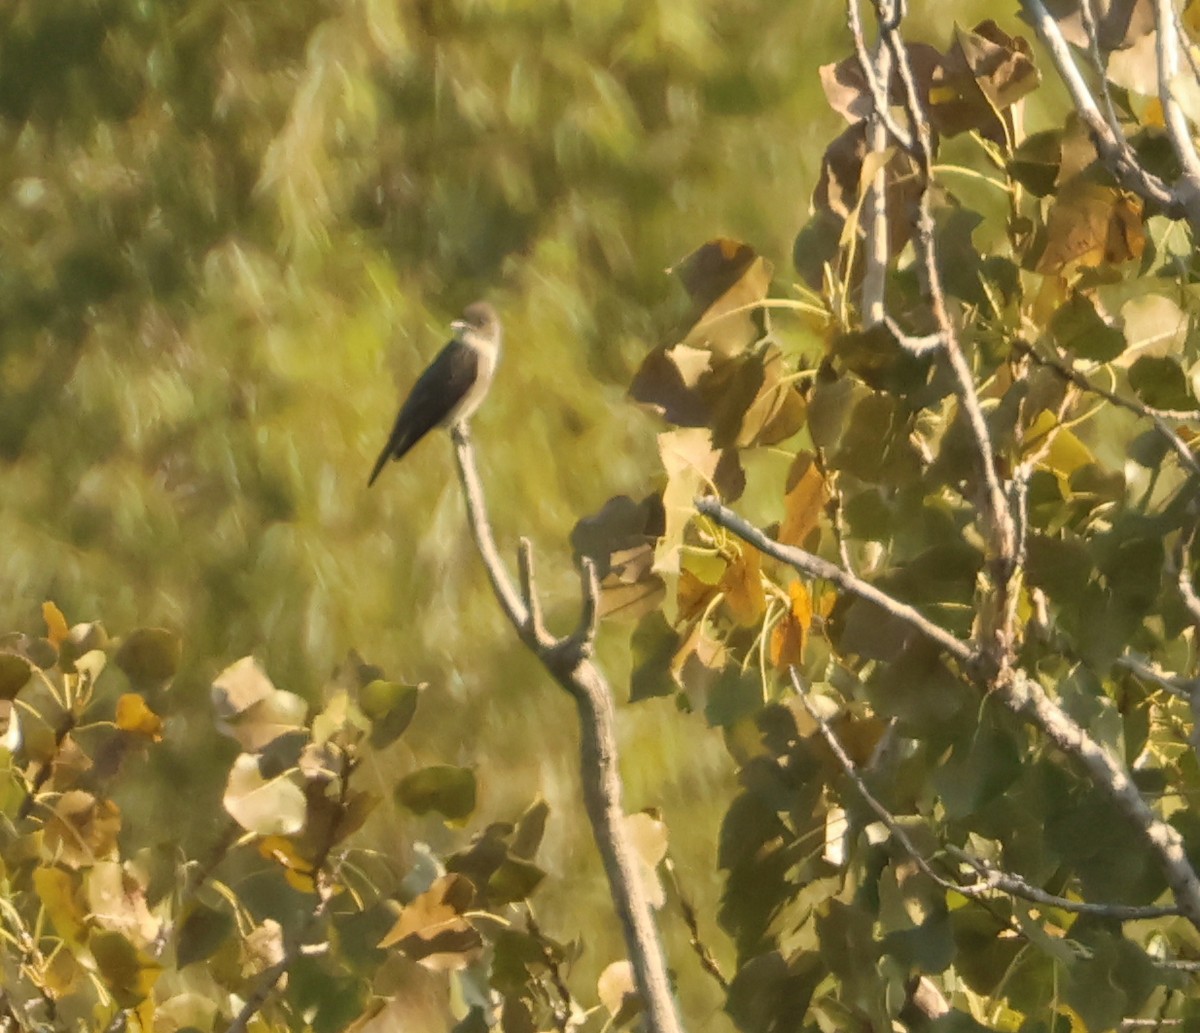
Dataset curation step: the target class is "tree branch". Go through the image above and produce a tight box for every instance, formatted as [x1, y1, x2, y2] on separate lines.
[789, 668, 1181, 920]
[1019, 0, 1196, 228]
[451, 427, 682, 1033]
[700, 496, 1200, 929]
[696, 496, 978, 667]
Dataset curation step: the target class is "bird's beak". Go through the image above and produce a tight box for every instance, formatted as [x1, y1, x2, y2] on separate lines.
[451, 320, 468, 335]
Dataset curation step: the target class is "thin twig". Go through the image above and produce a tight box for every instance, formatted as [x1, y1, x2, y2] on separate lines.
[1174, 520, 1200, 634]
[1079, 0, 1127, 141]
[1016, 342, 1200, 477]
[696, 496, 978, 667]
[1154, 0, 1200, 184]
[663, 856, 729, 991]
[846, 0, 914, 152]
[870, 1, 1017, 661]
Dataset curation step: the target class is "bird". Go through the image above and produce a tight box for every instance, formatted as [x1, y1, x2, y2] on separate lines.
[367, 301, 502, 487]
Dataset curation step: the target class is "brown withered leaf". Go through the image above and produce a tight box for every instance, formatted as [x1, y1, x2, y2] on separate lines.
[720, 544, 766, 627]
[1035, 180, 1145, 273]
[819, 44, 943, 124]
[735, 346, 807, 448]
[814, 123, 922, 259]
[929, 21, 1039, 140]
[379, 874, 483, 971]
[673, 238, 772, 361]
[628, 343, 715, 426]
[779, 453, 830, 549]
[678, 568, 720, 624]
[571, 495, 666, 620]
[1038, 0, 1154, 52]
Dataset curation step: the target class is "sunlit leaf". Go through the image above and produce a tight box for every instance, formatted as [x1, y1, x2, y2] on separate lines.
[115, 694, 163, 741]
[378, 874, 482, 971]
[222, 754, 305, 836]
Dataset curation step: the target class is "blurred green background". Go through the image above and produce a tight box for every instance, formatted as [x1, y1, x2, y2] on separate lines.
[0, 1, 976, 1026]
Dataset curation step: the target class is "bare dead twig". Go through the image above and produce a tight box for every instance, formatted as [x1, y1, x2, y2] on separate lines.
[663, 856, 729, 992]
[1154, 0, 1200, 186]
[451, 427, 682, 1033]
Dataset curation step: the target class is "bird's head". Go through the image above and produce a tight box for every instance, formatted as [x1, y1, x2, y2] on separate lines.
[451, 301, 501, 351]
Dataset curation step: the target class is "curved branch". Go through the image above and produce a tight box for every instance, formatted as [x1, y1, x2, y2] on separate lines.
[451, 427, 682, 1033]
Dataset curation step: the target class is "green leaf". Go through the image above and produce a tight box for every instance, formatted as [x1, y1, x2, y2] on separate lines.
[359, 679, 422, 749]
[1049, 293, 1125, 362]
[487, 857, 546, 905]
[1128, 355, 1194, 410]
[114, 627, 180, 688]
[175, 904, 235, 968]
[629, 611, 678, 702]
[704, 663, 763, 729]
[396, 765, 477, 821]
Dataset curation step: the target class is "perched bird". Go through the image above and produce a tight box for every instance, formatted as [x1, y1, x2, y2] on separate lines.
[367, 301, 502, 486]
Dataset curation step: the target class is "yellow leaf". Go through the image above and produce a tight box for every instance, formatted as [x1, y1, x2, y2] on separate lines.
[770, 580, 813, 668]
[43, 601, 69, 647]
[115, 694, 163, 742]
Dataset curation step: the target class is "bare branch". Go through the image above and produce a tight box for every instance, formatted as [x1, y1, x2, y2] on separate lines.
[870, 3, 1016, 606]
[1117, 654, 1199, 701]
[567, 556, 600, 659]
[1174, 521, 1200, 635]
[702, 492, 1200, 928]
[451, 426, 531, 631]
[997, 668, 1200, 927]
[1079, 0, 1128, 141]
[862, 37, 893, 326]
[518, 537, 552, 648]
[451, 431, 682, 1033]
[846, 0, 914, 152]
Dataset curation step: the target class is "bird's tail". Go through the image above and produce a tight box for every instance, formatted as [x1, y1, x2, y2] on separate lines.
[366, 431, 421, 487]
[366, 443, 392, 487]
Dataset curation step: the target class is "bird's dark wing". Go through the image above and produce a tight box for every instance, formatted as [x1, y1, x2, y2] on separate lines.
[367, 340, 480, 486]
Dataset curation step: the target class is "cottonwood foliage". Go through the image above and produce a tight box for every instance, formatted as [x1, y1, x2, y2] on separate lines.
[9, 5, 1200, 1033]
[581, 11, 1200, 1033]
